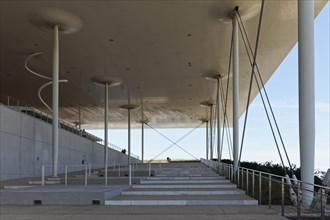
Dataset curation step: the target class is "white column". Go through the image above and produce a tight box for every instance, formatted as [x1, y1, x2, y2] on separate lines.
[128, 109, 131, 167]
[210, 105, 213, 160]
[78, 106, 81, 130]
[298, 0, 315, 206]
[141, 122, 144, 162]
[233, 14, 239, 170]
[217, 77, 221, 164]
[104, 83, 109, 185]
[206, 121, 209, 160]
[52, 25, 59, 177]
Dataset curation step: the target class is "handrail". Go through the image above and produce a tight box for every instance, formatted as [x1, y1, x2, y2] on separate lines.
[0, 93, 139, 159]
[201, 158, 329, 218]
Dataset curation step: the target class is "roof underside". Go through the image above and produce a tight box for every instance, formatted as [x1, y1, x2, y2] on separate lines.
[0, 0, 327, 129]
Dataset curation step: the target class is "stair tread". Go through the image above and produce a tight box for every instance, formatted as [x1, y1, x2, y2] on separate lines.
[111, 194, 256, 200]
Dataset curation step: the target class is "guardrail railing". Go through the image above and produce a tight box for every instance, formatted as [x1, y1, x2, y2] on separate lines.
[201, 159, 329, 219]
[0, 93, 140, 159]
[40, 162, 162, 187]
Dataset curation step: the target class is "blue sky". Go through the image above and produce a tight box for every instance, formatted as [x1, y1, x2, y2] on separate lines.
[89, 3, 329, 171]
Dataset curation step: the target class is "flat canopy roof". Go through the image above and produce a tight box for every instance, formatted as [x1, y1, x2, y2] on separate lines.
[0, 0, 327, 128]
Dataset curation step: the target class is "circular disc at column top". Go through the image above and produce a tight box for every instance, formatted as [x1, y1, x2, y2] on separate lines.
[138, 119, 150, 124]
[119, 104, 140, 110]
[29, 8, 83, 34]
[91, 75, 122, 87]
[199, 119, 209, 123]
[204, 71, 220, 81]
[200, 101, 213, 107]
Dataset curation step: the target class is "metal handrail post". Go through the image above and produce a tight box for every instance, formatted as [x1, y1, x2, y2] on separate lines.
[237, 168, 240, 188]
[148, 163, 151, 177]
[259, 172, 262, 204]
[321, 188, 325, 220]
[281, 177, 284, 216]
[41, 165, 45, 187]
[268, 174, 272, 208]
[129, 165, 132, 187]
[246, 169, 249, 195]
[252, 170, 255, 198]
[65, 165, 68, 186]
[85, 165, 88, 186]
[297, 182, 301, 220]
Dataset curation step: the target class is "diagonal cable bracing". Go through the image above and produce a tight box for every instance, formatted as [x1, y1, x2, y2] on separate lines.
[146, 123, 202, 162]
[237, 9, 294, 173]
[236, 4, 294, 174]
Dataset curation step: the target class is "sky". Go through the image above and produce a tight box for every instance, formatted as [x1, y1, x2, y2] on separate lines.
[88, 3, 329, 171]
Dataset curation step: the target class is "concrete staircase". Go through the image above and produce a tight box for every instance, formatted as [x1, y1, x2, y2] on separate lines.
[106, 162, 258, 206]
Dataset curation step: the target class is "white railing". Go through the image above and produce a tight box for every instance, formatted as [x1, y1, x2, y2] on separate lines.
[201, 159, 329, 219]
[0, 93, 141, 159]
[39, 162, 165, 188]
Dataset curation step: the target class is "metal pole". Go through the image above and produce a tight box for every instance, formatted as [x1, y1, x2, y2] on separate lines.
[206, 121, 209, 160]
[298, 0, 315, 206]
[128, 109, 131, 167]
[104, 83, 109, 185]
[41, 165, 45, 186]
[281, 177, 284, 216]
[85, 165, 88, 186]
[65, 165, 67, 186]
[148, 163, 151, 176]
[78, 106, 81, 130]
[210, 105, 213, 160]
[259, 172, 262, 204]
[268, 174, 272, 208]
[217, 78, 221, 166]
[246, 169, 249, 195]
[232, 12, 239, 170]
[297, 182, 301, 219]
[252, 170, 255, 198]
[141, 122, 144, 162]
[52, 25, 59, 177]
[129, 165, 132, 187]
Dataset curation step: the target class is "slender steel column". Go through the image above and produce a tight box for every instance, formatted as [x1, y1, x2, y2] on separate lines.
[104, 83, 109, 185]
[206, 121, 209, 160]
[141, 122, 144, 162]
[52, 25, 59, 177]
[233, 13, 239, 170]
[216, 77, 221, 164]
[298, 0, 315, 206]
[128, 109, 131, 166]
[120, 104, 139, 166]
[78, 106, 81, 130]
[210, 105, 213, 160]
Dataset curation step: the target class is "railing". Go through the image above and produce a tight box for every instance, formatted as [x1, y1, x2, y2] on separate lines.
[201, 159, 329, 219]
[40, 162, 158, 187]
[0, 93, 101, 142]
[0, 93, 140, 159]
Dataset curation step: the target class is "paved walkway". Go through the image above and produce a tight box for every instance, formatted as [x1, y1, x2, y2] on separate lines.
[0, 205, 288, 220]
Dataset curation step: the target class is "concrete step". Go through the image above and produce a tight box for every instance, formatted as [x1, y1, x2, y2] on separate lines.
[105, 199, 258, 206]
[145, 176, 226, 180]
[28, 180, 60, 185]
[121, 189, 245, 196]
[155, 174, 219, 177]
[132, 184, 237, 189]
[140, 179, 230, 184]
[47, 177, 61, 181]
[106, 195, 258, 206]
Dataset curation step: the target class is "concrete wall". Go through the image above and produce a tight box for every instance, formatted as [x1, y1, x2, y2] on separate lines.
[0, 104, 140, 181]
